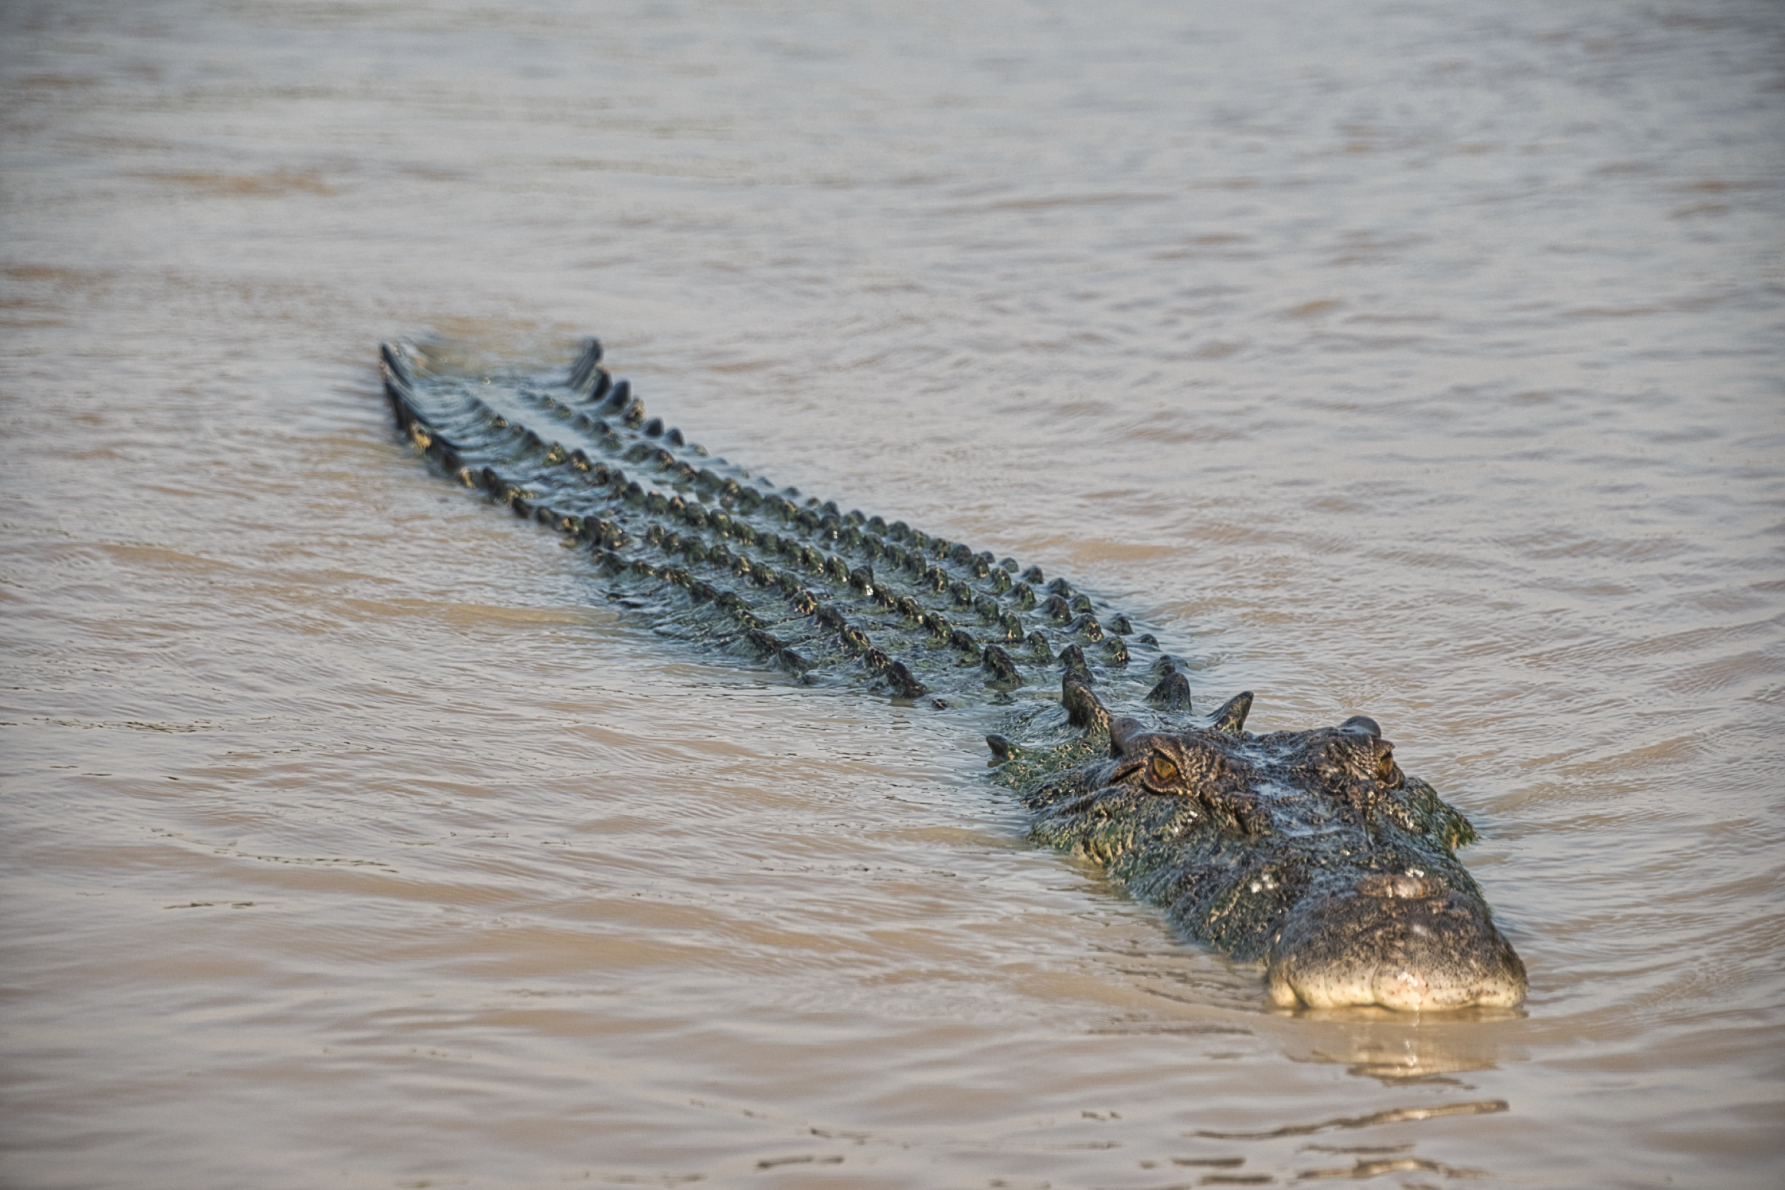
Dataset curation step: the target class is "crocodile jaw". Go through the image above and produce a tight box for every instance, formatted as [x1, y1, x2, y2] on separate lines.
[1265, 876, 1527, 1011]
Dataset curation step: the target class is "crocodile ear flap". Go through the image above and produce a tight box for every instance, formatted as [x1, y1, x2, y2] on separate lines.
[1062, 675, 1111, 739]
[1207, 691, 1253, 735]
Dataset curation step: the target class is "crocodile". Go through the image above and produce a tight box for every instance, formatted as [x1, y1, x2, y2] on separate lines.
[379, 337, 1527, 1012]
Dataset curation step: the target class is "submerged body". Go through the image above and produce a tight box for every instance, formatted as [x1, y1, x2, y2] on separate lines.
[381, 338, 1526, 1011]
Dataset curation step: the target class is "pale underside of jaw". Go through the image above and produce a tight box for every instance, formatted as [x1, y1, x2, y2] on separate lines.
[1267, 950, 1527, 1012]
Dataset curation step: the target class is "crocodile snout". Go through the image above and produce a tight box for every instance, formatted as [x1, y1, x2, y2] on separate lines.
[1266, 874, 1526, 1011]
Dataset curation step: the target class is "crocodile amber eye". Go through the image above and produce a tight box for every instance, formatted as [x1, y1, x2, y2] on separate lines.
[1148, 754, 1180, 787]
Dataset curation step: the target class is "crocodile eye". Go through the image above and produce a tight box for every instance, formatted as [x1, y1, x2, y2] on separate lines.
[1148, 755, 1180, 787]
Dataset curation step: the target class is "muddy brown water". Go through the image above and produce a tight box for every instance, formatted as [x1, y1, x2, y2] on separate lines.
[3, 2, 1782, 1187]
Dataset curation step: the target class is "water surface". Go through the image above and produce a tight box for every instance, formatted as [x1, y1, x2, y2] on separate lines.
[3, 1, 1782, 1186]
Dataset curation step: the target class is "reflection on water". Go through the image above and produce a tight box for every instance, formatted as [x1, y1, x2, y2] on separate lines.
[3, 0, 1782, 1186]
[1294, 1016, 1515, 1085]
[1194, 1099, 1509, 1142]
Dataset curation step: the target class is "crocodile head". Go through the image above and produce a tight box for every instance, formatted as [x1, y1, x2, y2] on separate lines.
[1027, 681, 1527, 1012]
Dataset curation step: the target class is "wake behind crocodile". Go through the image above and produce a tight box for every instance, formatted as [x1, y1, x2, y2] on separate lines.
[381, 338, 1527, 1013]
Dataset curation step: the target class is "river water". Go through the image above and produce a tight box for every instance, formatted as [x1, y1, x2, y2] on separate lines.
[3, 1, 1781, 1187]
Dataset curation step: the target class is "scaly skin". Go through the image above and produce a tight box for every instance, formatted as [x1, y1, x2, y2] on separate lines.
[380, 338, 1527, 1011]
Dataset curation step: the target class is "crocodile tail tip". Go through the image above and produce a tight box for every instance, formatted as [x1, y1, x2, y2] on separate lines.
[378, 341, 414, 387]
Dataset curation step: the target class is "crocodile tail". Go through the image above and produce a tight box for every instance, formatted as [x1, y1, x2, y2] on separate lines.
[378, 338, 1159, 711]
